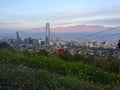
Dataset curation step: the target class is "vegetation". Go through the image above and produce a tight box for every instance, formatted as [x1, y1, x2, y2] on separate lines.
[0, 49, 120, 90]
[59, 51, 120, 74]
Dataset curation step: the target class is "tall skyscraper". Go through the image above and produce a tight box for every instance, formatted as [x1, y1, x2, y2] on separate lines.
[16, 31, 23, 45]
[46, 23, 50, 45]
[17, 31, 22, 39]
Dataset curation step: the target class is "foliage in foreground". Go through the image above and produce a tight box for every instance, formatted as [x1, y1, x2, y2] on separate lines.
[0, 50, 120, 90]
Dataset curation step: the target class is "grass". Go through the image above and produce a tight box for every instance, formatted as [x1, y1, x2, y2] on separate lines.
[0, 50, 120, 90]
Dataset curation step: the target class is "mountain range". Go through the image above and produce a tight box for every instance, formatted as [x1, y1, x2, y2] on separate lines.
[0, 25, 120, 40]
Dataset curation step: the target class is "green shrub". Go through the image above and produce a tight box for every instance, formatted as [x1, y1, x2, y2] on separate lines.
[0, 50, 120, 90]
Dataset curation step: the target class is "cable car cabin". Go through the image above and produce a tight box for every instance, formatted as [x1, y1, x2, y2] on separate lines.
[118, 40, 120, 49]
[58, 48, 64, 53]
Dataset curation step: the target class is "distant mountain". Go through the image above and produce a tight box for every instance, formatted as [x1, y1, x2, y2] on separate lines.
[23, 25, 109, 33]
[0, 25, 120, 40]
[0, 24, 117, 33]
[51, 25, 109, 33]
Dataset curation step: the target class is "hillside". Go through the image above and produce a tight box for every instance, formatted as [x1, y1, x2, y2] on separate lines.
[0, 50, 120, 90]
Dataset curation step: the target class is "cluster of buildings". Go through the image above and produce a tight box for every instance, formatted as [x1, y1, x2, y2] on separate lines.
[0, 22, 119, 49]
[70, 40, 118, 49]
[16, 23, 50, 46]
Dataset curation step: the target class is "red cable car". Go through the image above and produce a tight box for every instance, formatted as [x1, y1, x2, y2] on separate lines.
[58, 48, 64, 53]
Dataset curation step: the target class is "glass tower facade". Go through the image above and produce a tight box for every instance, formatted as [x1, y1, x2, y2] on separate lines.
[46, 23, 50, 45]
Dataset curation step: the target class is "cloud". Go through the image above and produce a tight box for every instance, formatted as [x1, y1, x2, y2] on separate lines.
[0, 22, 22, 25]
[0, 6, 119, 29]
[85, 18, 120, 26]
[46, 8, 120, 27]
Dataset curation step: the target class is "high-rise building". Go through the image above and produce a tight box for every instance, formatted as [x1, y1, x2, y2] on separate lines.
[16, 31, 23, 45]
[17, 31, 21, 39]
[45, 23, 50, 45]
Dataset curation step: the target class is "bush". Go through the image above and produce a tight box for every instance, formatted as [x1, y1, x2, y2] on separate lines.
[0, 50, 120, 90]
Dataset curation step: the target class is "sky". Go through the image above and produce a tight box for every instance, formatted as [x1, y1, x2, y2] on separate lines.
[0, 0, 120, 31]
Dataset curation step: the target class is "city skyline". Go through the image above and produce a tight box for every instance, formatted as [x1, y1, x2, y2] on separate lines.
[0, 0, 120, 33]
